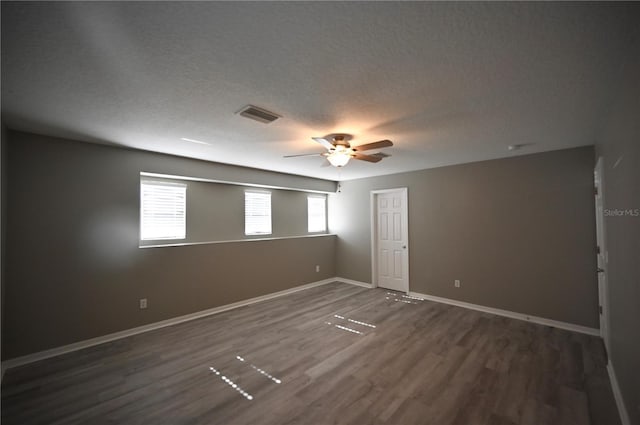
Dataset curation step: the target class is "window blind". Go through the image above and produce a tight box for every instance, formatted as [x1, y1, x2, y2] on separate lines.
[140, 181, 187, 240]
[245, 191, 272, 235]
[308, 196, 327, 232]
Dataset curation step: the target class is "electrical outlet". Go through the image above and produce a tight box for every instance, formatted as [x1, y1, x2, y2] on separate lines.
[454, 280, 461, 288]
[139, 298, 148, 309]
[316, 265, 320, 273]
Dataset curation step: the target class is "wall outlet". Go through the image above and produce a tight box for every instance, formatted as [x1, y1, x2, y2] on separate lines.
[315, 265, 320, 273]
[454, 280, 461, 288]
[139, 298, 148, 309]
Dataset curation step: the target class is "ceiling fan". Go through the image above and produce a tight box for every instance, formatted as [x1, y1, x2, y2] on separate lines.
[284, 133, 393, 167]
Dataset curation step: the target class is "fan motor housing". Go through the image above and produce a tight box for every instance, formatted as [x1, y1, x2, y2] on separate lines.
[326, 133, 353, 147]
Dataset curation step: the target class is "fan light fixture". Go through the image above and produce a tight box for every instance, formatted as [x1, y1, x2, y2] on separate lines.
[283, 133, 393, 168]
[326, 146, 352, 167]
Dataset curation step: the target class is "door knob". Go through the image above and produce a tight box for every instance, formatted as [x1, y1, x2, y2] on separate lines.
[402, 245, 407, 249]
[597, 267, 605, 273]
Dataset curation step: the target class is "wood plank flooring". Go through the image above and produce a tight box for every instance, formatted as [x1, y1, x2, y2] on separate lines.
[1, 283, 620, 425]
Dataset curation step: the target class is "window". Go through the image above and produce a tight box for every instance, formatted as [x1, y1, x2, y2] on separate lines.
[140, 181, 186, 240]
[245, 190, 272, 235]
[308, 196, 327, 233]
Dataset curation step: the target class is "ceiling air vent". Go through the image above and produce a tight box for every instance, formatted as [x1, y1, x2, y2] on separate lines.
[237, 105, 281, 124]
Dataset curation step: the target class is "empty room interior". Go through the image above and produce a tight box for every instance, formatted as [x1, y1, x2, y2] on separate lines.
[1, 2, 639, 425]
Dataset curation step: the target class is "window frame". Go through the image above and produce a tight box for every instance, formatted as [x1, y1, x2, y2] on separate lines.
[140, 180, 187, 241]
[244, 190, 272, 236]
[307, 195, 327, 233]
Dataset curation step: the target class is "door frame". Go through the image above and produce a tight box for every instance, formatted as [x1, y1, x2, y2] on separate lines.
[370, 187, 409, 292]
[594, 157, 610, 353]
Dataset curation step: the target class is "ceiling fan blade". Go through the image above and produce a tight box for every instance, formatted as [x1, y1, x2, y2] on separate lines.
[353, 139, 393, 151]
[312, 137, 335, 150]
[353, 153, 383, 163]
[283, 153, 323, 158]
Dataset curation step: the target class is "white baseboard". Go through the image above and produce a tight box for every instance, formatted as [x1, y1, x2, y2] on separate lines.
[3, 278, 339, 371]
[334, 277, 374, 289]
[607, 362, 631, 425]
[409, 291, 600, 336]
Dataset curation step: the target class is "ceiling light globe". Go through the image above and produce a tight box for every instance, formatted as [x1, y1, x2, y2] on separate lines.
[327, 152, 351, 167]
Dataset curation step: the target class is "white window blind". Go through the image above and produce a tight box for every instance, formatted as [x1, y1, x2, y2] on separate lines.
[245, 191, 272, 235]
[308, 196, 327, 233]
[140, 181, 187, 240]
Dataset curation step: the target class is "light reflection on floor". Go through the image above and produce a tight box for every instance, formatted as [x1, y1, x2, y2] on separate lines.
[236, 355, 282, 384]
[208, 354, 283, 401]
[333, 314, 376, 328]
[325, 313, 376, 335]
[348, 318, 376, 328]
[385, 292, 424, 304]
[327, 322, 363, 334]
[209, 367, 254, 400]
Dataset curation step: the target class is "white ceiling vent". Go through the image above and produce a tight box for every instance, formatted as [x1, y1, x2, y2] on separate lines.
[237, 105, 281, 124]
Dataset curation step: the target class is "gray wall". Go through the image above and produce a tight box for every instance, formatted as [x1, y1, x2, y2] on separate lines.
[331, 147, 599, 328]
[595, 37, 640, 424]
[1, 122, 6, 366]
[4, 130, 336, 359]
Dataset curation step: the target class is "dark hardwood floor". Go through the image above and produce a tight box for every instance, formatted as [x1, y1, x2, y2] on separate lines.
[1, 282, 620, 425]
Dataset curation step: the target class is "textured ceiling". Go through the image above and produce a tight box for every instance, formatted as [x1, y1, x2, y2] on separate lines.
[2, 2, 638, 181]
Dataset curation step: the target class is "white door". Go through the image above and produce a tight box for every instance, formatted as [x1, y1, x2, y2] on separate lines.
[373, 189, 409, 292]
[594, 158, 610, 353]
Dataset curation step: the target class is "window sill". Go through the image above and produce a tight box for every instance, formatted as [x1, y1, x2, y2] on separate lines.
[139, 233, 335, 249]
